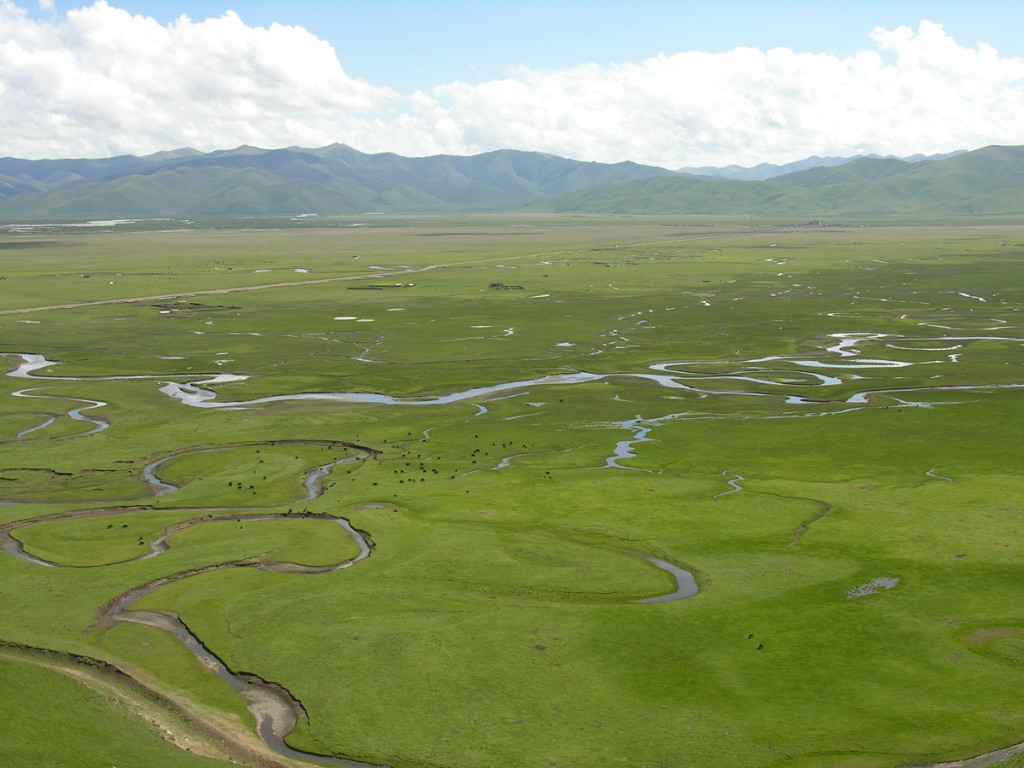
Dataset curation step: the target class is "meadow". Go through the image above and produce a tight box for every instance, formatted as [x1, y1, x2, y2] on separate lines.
[1, 215, 1023, 768]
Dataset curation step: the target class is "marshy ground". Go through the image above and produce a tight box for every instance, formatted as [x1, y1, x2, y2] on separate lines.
[2, 216, 1024, 768]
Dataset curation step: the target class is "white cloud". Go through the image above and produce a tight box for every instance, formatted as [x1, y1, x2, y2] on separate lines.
[381, 19, 1024, 167]
[1, 4, 1023, 167]
[0, 0, 396, 158]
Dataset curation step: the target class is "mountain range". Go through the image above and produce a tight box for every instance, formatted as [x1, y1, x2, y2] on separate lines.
[676, 151, 964, 181]
[519, 145, 1024, 218]
[0, 145, 670, 220]
[1, 143, 1022, 221]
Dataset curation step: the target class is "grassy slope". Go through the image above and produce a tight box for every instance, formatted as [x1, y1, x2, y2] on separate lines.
[0, 147, 673, 219]
[518, 145, 1024, 219]
[1, 219, 1023, 767]
[0, 652, 239, 768]
[4, 144, 1024, 221]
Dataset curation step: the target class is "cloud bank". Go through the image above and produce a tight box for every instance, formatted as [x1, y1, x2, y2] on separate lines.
[2, 1, 1023, 167]
[0, 1, 396, 158]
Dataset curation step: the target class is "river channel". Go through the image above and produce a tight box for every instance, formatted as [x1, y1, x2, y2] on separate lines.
[6, 331, 1023, 482]
[0, 428, 698, 765]
[3, 328, 1023, 766]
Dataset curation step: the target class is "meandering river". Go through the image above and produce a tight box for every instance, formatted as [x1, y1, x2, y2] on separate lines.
[0, 430, 697, 765]
[4, 328, 1024, 766]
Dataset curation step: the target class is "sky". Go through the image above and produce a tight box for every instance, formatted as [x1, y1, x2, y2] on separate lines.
[3, 0, 1024, 167]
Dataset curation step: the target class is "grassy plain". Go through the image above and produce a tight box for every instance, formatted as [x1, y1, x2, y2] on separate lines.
[1, 216, 1023, 768]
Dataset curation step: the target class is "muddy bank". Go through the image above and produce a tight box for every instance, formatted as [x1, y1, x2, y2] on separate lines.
[1, 478, 381, 766]
[90, 515, 382, 768]
[0, 640, 295, 768]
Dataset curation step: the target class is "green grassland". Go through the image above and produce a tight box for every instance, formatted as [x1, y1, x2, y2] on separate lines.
[0, 651, 238, 768]
[1, 216, 1024, 768]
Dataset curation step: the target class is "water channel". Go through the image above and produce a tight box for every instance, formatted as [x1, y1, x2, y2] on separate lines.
[4, 328, 1024, 766]
[0, 425, 698, 765]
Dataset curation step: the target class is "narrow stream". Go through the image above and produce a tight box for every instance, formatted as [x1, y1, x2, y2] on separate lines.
[714, 471, 745, 499]
[11, 388, 109, 436]
[95, 514, 380, 768]
[16, 414, 56, 439]
[633, 556, 699, 603]
[4, 329, 1021, 767]
[1, 442, 695, 767]
[0, 437, 386, 767]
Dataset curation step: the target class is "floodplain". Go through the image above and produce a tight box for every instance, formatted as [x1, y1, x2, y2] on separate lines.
[1, 216, 1023, 768]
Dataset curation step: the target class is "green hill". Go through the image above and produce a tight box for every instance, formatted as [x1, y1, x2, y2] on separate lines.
[2, 144, 1023, 221]
[519, 145, 1024, 219]
[0, 145, 672, 220]
[515, 174, 816, 215]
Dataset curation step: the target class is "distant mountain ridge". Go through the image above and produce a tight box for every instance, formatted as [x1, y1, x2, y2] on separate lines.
[0, 148, 205, 196]
[677, 151, 965, 180]
[517, 145, 1024, 218]
[1, 143, 1020, 221]
[0, 144, 672, 219]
